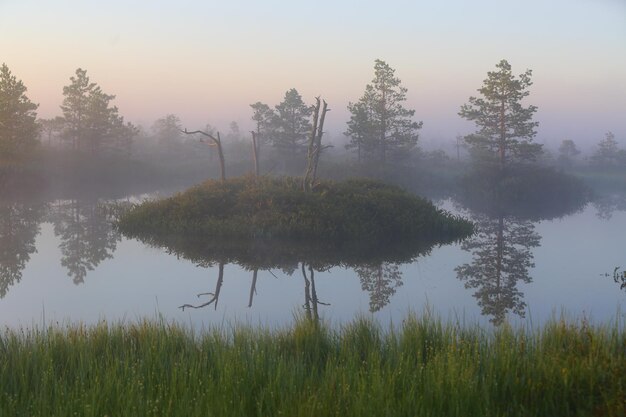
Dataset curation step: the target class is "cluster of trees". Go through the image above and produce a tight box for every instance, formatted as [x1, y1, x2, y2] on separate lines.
[1, 60, 624, 178]
[45, 68, 138, 156]
[0, 64, 137, 164]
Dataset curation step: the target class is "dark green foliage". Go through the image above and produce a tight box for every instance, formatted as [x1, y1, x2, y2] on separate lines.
[1, 315, 625, 417]
[271, 89, 312, 158]
[345, 60, 422, 164]
[0, 63, 39, 162]
[117, 176, 472, 243]
[459, 59, 542, 168]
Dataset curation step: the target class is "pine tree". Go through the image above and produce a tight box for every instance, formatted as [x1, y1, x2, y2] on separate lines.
[557, 139, 580, 168]
[459, 59, 541, 169]
[61, 68, 133, 155]
[250, 101, 275, 149]
[590, 132, 621, 168]
[271, 89, 312, 158]
[0, 64, 39, 162]
[345, 60, 422, 164]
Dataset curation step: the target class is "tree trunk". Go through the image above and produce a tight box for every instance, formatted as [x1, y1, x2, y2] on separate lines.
[251, 131, 259, 177]
[303, 98, 321, 191]
[311, 100, 329, 184]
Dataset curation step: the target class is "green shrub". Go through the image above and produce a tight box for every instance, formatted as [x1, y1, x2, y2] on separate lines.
[117, 176, 473, 243]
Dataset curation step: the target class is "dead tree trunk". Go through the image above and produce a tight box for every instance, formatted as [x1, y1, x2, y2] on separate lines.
[311, 100, 329, 184]
[181, 128, 226, 181]
[250, 131, 260, 177]
[303, 98, 330, 192]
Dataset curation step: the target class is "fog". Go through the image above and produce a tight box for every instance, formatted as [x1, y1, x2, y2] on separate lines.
[1, 0, 625, 146]
[1, 0, 626, 332]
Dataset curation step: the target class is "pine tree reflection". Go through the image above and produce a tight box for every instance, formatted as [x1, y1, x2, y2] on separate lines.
[455, 165, 590, 324]
[455, 212, 540, 325]
[0, 203, 44, 298]
[355, 263, 403, 312]
[49, 200, 120, 284]
[593, 193, 626, 221]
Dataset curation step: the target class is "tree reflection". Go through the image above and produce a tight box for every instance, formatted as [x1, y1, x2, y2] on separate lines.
[125, 232, 444, 318]
[608, 267, 625, 293]
[355, 263, 403, 312]
[301, 262, 330, 320]
[180, 263, 225, 311]
[454, 163, 591, 325]
[455, 212, 540, 325]
[593, 194, 626, 221]
[49, 200, 120, 284]
[0, 203, 45, 298]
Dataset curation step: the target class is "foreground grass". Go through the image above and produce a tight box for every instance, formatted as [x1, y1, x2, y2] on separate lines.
[1, 315, 625, 416]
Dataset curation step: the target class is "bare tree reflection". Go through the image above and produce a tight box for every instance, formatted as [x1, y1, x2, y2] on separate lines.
[607, 267, 625, 292]
[455, 213, 540, 325]
[248, 268, 258, 308]
[301, 262, 330, 320]
[355, 263, 403, 312]
[179, 263, 225, 311]
[0, 203, 45, 298]
[49, 200, 120, 284]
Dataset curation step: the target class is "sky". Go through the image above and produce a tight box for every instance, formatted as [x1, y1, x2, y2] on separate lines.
[1, 0, 625, 149]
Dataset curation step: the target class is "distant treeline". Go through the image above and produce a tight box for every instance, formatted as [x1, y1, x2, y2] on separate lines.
[1, 60, 625, 198]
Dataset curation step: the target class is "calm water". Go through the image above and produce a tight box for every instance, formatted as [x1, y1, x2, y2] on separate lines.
[1, 188, 625, 329]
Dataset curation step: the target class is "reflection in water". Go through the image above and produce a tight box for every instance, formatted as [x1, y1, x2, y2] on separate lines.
[594, 194, 626, 220]
[180, 263, 225, 311]
[124, 231, 457, 318]
[0, 203, 45, 298]
[609, 267, 625, 292]
[301, 263, 330, 320]
[356, 263, 403, 312]
[455, 212, 540, 325]
[454, 165, 590, 325]
[48, 200, 121, 284]
[248, 268, 258, 308]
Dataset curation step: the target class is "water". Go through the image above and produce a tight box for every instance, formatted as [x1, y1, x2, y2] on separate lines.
[1, 189, 624, 329]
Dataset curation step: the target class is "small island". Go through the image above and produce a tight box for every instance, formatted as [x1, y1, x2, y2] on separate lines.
[117, 176, 473, 243]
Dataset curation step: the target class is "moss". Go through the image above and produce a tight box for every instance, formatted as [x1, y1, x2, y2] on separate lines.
[117, 176, 472, 243]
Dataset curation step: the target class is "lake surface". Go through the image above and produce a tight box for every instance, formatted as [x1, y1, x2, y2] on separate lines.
[1, 187, 625, 329]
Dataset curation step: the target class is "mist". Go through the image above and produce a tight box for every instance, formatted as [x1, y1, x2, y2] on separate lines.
[1, 1, 626, 414]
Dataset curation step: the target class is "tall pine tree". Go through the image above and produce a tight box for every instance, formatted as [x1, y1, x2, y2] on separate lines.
[459, 60, 541, 169]
[345, 60, 422, 164]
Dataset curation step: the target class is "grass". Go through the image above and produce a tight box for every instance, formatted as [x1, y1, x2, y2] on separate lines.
[1, 314, 625, 416]
[116, 176, 473, 242]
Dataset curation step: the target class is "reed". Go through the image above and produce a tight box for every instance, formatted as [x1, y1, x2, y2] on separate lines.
[1, 314, 624, 416]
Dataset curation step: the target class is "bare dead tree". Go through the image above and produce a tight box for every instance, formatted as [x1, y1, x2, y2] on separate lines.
[303, 98, 330, 191]
[181, 128, 226, 181]
[311, 100, 330, 184]
[250, 131, 260, 177]
[179, 263, 225, 310]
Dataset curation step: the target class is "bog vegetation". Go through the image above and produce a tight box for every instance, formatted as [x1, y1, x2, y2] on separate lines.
[117, 176, 473, 242]
[1, 314, 625, 417]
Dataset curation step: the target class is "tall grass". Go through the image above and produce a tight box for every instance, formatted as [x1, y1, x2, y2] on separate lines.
[1, 314, 624, 416]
